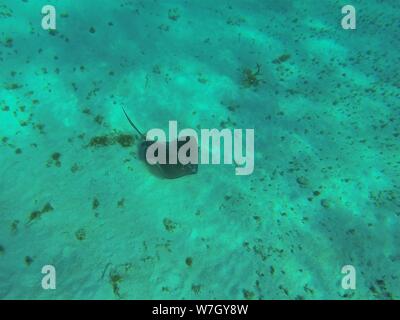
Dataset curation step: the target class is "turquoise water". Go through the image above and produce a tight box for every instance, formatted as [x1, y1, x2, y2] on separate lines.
[0, 0, 399, 299]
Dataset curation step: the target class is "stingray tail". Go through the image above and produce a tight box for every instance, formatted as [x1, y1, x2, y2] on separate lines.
[122, 106, 145, 138]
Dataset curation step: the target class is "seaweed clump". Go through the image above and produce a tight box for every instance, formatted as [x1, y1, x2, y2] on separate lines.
[75, 228, 86, 241]
[52, 152, 61, 166]
[11, 220, 19, 234]
[163, 218, 178, 232]
[0, 4, 13, 18]
[87, 133, 135, 148]
[70, 163, 80, 173]
[272, 54, 291, 64]
[168, 8, 180, 21]
[241, 64, 264, 88]
[369, 279, 394, 299]
[117, 198, 125, 208]
[115, 134, 135, 147]
[47, 152, 62, 167]
[27, 202, 54, 225]
[4, 82, 21, 90]
[2, 37, 13, 48]
[226, 16, 246, 26]
[243, 289, 255, 300]
[109, 269, 124, 299]
[25, 256, 34, 266]
[185, 257, 193, 267]
[102, 263, 134, 299]
[88, 135, 109, 147]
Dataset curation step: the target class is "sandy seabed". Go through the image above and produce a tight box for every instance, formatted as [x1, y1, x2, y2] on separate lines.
[0, 0, 399, 299]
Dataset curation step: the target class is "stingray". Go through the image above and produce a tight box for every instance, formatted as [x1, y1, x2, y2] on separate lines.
[122, 107, 198, 179]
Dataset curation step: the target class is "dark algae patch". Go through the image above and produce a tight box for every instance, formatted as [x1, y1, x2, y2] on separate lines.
[87, 132, 135, 148]
[42, 202, 54, 213]
[272, 53, 291, 64]
[369, 279, 394, 299]
[243, 289, 255, 300]
[106, 264, 133, 299]
[109, 271, 123, 298]
[115, 134, 135, 147]
[4, 82, 22, 90]
[163, 218, 178, 232]
[11, 220, 19, 234]
[27, 202, 54, 225]
[47, 152, 62, 167]
[75, 228, 86, 241]
[168, 8, 181, 21]
[185, 257, 193, 267]
[70, 163, 81, 173]
[24, 256, 34, 266]
[117, 198, 125, 208]
[92, 197, 100, 210]
[88, 135, 109, 147]
[241, 64, 264, 88]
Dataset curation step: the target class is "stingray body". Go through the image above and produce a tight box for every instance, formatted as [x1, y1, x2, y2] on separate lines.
[122, 107, 198, 179]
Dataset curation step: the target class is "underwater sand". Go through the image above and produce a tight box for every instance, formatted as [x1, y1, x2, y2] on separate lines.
[0, 0, 399, 299]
